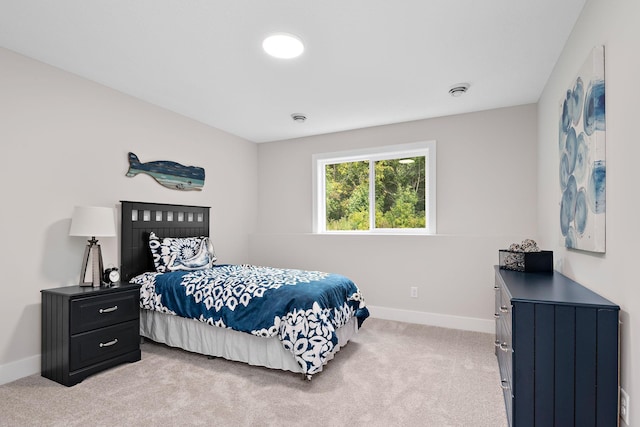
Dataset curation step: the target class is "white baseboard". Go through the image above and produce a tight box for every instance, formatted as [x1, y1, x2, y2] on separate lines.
[368, 305, 495, 334]
[0, 354, 40, 386]
[0, 308, 492, 385]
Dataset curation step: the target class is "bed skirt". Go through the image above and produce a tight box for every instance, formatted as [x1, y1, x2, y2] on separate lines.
[140, 309, 359, 375]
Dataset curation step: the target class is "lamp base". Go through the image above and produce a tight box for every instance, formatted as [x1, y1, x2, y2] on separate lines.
[79, 237, 105, 288]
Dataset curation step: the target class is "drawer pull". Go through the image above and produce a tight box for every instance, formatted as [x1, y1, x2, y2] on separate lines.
[99, 305, 118, 314]
[494, 286, 499, 290]
[494, 313, 500, 319]
[501, 379, 510, 390]
[500, 305, 509, 313]
[494, 340, 501, 347]
[99, 338, 118, 348]
[500, 343, 509, 352]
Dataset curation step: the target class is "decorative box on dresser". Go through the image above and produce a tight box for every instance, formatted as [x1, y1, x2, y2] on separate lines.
[494, 266, 619, 427]
[41, 283, 141, 386]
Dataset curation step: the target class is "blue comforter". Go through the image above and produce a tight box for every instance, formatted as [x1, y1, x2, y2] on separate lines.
[132, 264, 369, 375]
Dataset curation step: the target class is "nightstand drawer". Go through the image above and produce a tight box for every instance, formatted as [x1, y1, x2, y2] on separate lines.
[70, 289, 139, 334]
[70, 320, 139, 371]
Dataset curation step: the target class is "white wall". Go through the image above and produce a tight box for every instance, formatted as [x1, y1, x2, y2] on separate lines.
[537, 0, 639, 424]
[252, 105, 539, 331]
[0, 47, 258, 384]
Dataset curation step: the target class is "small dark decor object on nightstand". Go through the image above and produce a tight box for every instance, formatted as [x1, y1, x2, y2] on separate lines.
[103, 267, 120, 285]
[499, 239, 553, 273]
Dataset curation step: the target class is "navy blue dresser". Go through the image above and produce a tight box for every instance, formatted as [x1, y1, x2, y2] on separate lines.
[494, 267, 619, 427]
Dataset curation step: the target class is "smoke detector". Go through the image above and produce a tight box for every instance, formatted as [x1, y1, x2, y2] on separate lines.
[449, 83, 470, 97]
[291, 113, 307, 123]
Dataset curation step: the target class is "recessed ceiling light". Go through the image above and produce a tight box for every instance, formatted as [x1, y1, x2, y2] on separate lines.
[263, 33, 305, 59]
[449, 83, 470, 97]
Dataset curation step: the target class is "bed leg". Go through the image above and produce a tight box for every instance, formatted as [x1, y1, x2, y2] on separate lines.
[302, 374, 312, 381]
[140, 337, 145, 344]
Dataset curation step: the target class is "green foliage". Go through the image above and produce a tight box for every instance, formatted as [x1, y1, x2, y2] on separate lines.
[325, 156, 426, 230]
[325, 161, 369, 230]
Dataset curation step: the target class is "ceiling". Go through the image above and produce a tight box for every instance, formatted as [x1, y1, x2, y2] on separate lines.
[0, 0, 585, 143]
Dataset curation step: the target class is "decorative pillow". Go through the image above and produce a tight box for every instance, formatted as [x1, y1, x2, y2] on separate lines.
[148, 232, 216, 273]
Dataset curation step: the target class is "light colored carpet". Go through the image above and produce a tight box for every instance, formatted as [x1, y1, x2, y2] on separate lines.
[0, 318, 508, 426]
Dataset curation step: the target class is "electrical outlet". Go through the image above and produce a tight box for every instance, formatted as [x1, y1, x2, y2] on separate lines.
[410, 287, 418, 298]
[620, 387, 630, 425]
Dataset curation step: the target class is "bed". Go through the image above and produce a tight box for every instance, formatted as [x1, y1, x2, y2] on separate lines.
[120, 201, 369, 379]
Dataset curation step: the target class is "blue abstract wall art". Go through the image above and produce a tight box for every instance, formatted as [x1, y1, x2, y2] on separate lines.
[559, 46, 605, 253]
[126, 152, 205, 191]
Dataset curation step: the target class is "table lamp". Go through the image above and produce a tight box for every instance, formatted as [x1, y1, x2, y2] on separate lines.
[69, 206, 116, 287]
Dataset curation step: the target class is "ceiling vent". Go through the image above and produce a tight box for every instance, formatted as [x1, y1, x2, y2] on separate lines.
[449, 83, 470, 97]
[291, 113, 307, 123]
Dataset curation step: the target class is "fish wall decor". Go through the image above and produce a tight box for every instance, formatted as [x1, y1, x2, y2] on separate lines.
[126, 152, 205, 191]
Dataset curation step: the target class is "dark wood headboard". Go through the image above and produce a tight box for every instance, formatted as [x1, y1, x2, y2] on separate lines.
[120, 201, 210, 282]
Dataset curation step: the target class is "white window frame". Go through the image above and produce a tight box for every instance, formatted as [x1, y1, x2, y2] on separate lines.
[312, 141, 437, 235]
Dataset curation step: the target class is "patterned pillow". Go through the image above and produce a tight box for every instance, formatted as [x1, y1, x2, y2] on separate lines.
[148, 232, 216, 273]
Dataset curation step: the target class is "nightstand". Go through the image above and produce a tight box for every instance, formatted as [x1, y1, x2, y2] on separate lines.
[41, 283, 141, 386]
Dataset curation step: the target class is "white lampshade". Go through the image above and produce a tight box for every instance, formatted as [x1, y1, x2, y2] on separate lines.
[69, 206, 116, 237]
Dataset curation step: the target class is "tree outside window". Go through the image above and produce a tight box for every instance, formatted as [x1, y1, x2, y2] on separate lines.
[315, 141, 436, 234]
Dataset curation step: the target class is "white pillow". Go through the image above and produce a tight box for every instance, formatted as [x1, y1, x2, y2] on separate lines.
[148, 232, 216, 273]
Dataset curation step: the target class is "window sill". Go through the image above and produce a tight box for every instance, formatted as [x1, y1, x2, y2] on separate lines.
[316, 231, 435, 236]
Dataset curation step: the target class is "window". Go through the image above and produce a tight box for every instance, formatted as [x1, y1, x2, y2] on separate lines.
[313, 141, 436, 234]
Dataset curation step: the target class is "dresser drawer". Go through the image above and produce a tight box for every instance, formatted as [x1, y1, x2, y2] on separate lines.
[69, 320, 139, 371]
[495, 271, 513, 426]
[497, 318, 512, 368]
[70, 289, 139, 334]
[499, 289, 512, 335]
